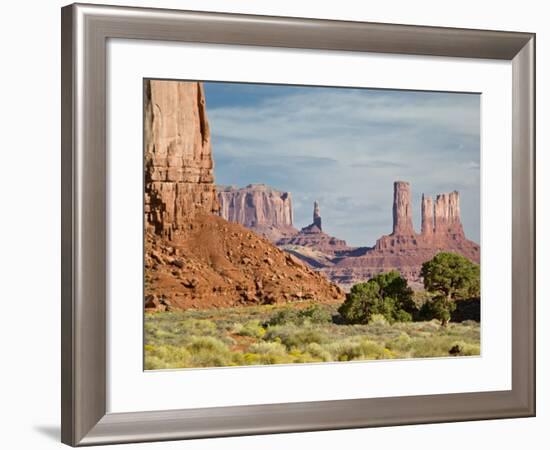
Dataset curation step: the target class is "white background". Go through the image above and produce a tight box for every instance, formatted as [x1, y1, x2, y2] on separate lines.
[108, 40, 511, 412]
[0, 0, 547, 449]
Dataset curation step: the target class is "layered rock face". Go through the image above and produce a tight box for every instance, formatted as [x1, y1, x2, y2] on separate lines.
[278, 202, 350, 254]
[144, 80, 343, 310]
[217, 184, 298, 242]
[144, 80, 218, 238]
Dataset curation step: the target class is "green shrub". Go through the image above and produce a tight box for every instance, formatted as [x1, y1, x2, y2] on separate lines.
[357, 339, 387, 359]
[185, 337, 233, 367]
[248, 341, 287, 357]
[369, 314, 389, 326]
[263, 325, 328, 349]
[233, 320, 266, 338]
[265, 305, 332, 327]
[304, 343, 332, 362]
[242, 352, 289, 365]
[143, 302, 480, 368]
[409, 335, 470, 358]
[393, 309, 413, 323]
[338, 282, 380, 324]
[421, 252, 480, 301]
[338, 271, 416, 325]
[385, 333, 412, 353]
[419, 297, 457, 326]
[178, 319, 217, 336]
[327, 340, 363, 361]
[144, 344, 191, 369]
[265, 308, 301, 326]
[299, 304, 333, 324]
[324, 338, 386, 361]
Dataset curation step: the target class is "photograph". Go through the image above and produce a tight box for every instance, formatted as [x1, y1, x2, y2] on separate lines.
[1, 0, 539, 447]
[143, 79, 481, 370]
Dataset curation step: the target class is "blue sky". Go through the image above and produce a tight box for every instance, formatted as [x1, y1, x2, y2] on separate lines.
[204, 82, 480, 247]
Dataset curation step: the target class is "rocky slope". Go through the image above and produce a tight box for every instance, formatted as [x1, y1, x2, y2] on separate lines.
[144, 80, 343, 310]
[145, 215, 343, 311]
[217, 184, 298, 242]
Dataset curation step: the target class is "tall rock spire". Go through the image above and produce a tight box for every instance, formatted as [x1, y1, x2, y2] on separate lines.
[313, 200, 322, 230]
[434, 191, 464, 238]
[144, 80, 218, 238]
[421, 194, 434, 237]
[392, 181, 414, 235]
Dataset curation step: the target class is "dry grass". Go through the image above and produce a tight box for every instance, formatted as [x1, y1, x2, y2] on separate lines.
[144, 303, 480, 369]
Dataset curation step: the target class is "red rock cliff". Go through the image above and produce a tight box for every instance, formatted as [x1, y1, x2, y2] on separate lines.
[144, 80, 218, 238]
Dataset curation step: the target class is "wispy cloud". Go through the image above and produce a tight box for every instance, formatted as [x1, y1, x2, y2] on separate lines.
[206, 83, 480, 246]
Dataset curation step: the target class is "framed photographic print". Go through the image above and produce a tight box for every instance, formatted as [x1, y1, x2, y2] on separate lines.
[61, 3, 535, 446]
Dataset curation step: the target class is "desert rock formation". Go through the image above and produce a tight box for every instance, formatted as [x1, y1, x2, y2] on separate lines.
[421, 194, 434, 238]
[278, 201, 350, 254]
[145, 214, 343, 311]
[392, 181, 415, 235]
[217, 179, 479, 290]
[323, 182, 479, 288]
[144, 80, 218, 239]
[313, 200, 322, 229]
[217, 184, 298, 242]
[144, 80, 343, 310]
[433, 191, 465, 239]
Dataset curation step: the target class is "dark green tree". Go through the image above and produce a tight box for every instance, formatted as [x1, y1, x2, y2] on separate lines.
[421, 252, 480, 301]
[370, 271, 416, 316]
[338, 271, 416, 324]
[338, 281, 380, 324]
[420, 252, 480, 326]
[419, 296, 456, 326]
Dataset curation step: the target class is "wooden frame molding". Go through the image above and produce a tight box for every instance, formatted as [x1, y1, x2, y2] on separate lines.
[61, 3, 535, 446]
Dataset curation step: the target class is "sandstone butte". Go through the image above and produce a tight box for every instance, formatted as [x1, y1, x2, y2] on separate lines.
[221, 182, 480, 290]
[277, 200, 351, 255]
[144, 80, 343, 311]
[323, 181, 480, 289]
[217, 184, 298, 242]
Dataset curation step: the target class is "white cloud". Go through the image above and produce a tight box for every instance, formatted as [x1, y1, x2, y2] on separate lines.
[207, 86, 480, 247]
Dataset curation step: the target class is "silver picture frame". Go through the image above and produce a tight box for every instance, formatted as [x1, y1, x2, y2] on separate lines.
[61, 3, 535, 446]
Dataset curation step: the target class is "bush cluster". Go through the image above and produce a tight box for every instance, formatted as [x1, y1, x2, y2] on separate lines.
[338, 271, 415, 325]
[264, 304, 332, 327]
[143, 252, 482, 369]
